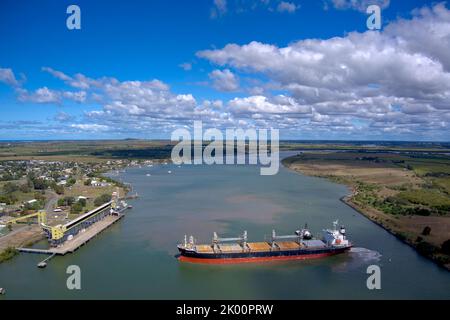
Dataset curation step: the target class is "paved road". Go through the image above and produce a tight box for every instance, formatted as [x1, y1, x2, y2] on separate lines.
[45, 191, 58, 214]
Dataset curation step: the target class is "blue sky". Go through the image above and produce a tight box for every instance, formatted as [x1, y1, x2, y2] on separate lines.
[1, 0, 449, 140]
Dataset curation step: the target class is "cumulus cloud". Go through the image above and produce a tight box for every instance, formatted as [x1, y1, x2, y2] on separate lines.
[196, 3, 450, 138]
[17, 86, 87, 104]
[42, 67, 104, 90]
[62, 90, 87, 103]
[17, 87, 61, 104]
[228, 95, 311, 114]
[2, 3, 449, 140]
[38, 70, 233, 135]
[209, 69, 240, 91]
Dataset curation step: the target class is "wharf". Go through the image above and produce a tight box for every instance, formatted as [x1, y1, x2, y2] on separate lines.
[18, 214, 124, 256]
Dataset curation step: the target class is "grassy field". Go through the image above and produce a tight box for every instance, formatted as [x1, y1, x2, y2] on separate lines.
[283, 150, 450, 270]
[280, 141, 450, 153]
[63, 181, 125, 212]
[397, 190, 450, 208]
[2, 140, 449, 162]
[0, 140, 174, 162]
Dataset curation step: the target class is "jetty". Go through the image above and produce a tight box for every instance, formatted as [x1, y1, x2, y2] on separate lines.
[18, 214, 124, 257]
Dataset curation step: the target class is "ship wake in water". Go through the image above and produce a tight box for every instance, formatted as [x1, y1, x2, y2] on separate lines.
[332, 247, 382, 272]
[350, 247, 382, 263]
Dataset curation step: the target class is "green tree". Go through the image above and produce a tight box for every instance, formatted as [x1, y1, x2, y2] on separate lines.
[0, 173, 13, 181]
[67, 177, 76, 187]
[50, 183, 64, 195]
[422, 226, 431, 236]
[24, 201, 40, 211]
[27, 177, 34, 188]
[94, 193, 112, 206]
[416, 241, 437, 256]
[70, 202, 83, 214]
[0, 194, 17, 205]
[34, 192, 46, 201]
[3, 182, 19, 194]
[441, 239, 450, 255]
[32, 178, 47, 190]
[57, 196, 75, 207]
[78, 198, 87, 207]
[0, 247, 18, 263]
[19, 183, 31, 193]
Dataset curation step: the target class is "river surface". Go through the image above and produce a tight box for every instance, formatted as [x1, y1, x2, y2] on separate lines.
[1, 152, 449, 299]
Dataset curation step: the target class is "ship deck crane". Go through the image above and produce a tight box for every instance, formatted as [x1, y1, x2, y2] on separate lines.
[212, 231, 248, 251]
[271, 229, 304, 248]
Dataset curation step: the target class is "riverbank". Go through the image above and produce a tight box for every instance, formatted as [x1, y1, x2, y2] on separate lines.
[282, 154, 450, 272]
[0, 169, 135, 265]
[340, 194, 450, 271]
[0, 226, 45, 264]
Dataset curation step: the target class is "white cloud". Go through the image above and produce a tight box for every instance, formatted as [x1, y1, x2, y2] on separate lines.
[0, 67, 19, 87]
[42, 67, 71, 81]
[277, 2, 299, 13]
[3, 3, 449, 140]
[179, 62, 192, 71]
[210, 0, 300, 18]
[70, 124, 110, 131]
[54, 112, 75, 122]
[17, 86, 87, 104]
[17, 87, 61, 104]
[62, 91, 87, 103]
[211, 0, 228, 18]
[209, 69, 240, 91]
[214, 0, 227, 13]
[228, 95, 311, 114]
[197, 3, 450, 138]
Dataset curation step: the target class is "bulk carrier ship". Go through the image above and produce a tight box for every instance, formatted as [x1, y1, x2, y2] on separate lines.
[177, 221, 352, 264]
